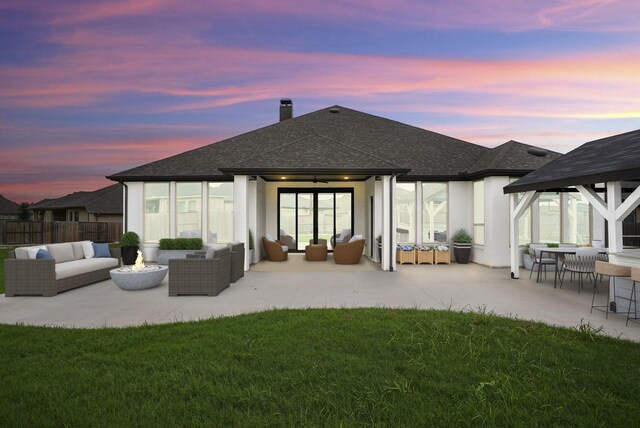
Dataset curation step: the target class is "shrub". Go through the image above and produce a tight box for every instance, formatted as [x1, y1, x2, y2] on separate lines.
[120, 231, 140, 247]
[452, 228, 472, 243]
[159, 238, 203, 250]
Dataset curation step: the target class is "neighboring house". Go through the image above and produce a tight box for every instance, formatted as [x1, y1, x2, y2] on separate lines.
[108, 100, 591, 271]
[0, 194, 20, 220]
[30, 184, 123, 223]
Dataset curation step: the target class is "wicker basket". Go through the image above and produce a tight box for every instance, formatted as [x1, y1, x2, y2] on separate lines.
[416, 249, 434, 264]
[434, 250, 451, 265]
[396, 249, 416, 264]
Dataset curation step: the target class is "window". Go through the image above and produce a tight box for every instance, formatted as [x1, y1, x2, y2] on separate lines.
[208, 182, 234, 243]
[395, 183, 416, 243]
[422, 182, 448, 243]
[176, 182, 202, 238]
[567, 192, 590, 245]
[144, 183, 169, 243]
[67, 210, 80, 222]
[538, 193, 560, 243]
[473, 180, 485, 245]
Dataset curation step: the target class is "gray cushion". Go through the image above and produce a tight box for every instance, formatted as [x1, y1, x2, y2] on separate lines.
[47, 243, 75, 263]
[15, 246, 46, 260]
[54, 258, 119, 280]
[71, 241, 90, 260]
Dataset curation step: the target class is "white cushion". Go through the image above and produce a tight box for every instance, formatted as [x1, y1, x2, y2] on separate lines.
[339, 229, 350, 239]
[47, 243, 75, 263]
[82, 241, 95, 259]
[27, 246, 48, 259]
[348, 234, 364, 243]
[281, 245, 288, 252]
[266, 234, 275, 241]
[71, 241, 88, 260]
[55, 258, 118, 280]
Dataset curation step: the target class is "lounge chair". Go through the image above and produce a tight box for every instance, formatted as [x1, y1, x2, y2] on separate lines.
[262, 237, 288, 261]
[168, 247, 230, 296]
[333, 238, 365, 264]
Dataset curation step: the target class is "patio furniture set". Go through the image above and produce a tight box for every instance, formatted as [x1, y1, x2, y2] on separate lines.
[262, 234, 366, 264]
[5, 241, 245, 297]
[397, 245, 451, 265]
[528, 243, 640, 326]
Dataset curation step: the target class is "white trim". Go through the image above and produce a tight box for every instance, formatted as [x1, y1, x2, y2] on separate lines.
[509, 190, 538, 279]
[615, 184, 640, 221]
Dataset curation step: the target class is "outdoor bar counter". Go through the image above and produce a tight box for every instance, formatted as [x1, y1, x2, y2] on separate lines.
[608, 250, 640, 317]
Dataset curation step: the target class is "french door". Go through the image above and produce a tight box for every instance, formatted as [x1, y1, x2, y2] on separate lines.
[278, 188, 354, 251]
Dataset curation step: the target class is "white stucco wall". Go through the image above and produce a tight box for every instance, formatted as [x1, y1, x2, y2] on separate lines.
[448, 181, 473, 263]
[481, 176, 512, 267]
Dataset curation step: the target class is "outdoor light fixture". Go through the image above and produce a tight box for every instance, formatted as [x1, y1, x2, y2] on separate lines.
[344, 176, 349, 180]
[281, 176, 287, 180]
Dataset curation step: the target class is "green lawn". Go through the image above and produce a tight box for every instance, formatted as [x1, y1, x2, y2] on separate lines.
[1, 308, 639, 426]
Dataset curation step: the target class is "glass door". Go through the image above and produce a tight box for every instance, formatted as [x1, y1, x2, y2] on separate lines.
[278, 188, 353, 252]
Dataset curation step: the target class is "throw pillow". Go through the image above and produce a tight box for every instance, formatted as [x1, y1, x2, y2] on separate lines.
[27, 245, 48, 259]
[348, 234, 364, 243]
[35, 249, 54, 260]
[82, 241, 95, 259]
[265, 234, 274, 241]
[92, 242, 111, 258]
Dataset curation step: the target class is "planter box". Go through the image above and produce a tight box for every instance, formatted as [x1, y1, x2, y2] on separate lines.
[396, 249, 416, 264]
[416, 250, 434, 264]
[434, 250, 451, 265]
[157, 249, 201, 265]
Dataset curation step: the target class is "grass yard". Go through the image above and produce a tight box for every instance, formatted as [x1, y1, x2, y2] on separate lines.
[1, 308, 639, 426]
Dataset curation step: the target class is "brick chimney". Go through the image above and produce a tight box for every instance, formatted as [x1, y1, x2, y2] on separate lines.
[280, 98, 292, 121]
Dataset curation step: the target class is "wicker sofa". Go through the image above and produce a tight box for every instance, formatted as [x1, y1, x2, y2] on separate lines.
[168, 246, 231, 296]
[5, 242, 121, 297]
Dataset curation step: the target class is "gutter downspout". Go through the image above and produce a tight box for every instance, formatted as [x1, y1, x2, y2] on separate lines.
[121, 182, 128, 232]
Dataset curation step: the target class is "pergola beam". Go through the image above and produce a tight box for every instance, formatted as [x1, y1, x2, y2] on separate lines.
[510, 190, 538, 279]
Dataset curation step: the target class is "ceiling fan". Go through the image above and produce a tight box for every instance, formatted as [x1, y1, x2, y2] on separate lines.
[312, 176, 329, 184]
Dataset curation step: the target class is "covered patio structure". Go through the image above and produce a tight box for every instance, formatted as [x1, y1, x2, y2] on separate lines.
[505, 129, 640, 279]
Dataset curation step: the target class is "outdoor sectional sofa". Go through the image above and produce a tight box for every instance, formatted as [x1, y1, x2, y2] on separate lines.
[4, 242, 121, 297]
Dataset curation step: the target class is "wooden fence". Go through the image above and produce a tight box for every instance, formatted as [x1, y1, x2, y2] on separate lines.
[0, 221, 122, 245]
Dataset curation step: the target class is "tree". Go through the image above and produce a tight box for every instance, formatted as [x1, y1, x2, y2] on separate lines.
[18, 203, 31, 220]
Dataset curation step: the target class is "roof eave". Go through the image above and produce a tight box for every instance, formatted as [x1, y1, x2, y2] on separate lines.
[107, 174, 233, 182]
[219, 167, 411, 176]
[504, 167, 640, 194]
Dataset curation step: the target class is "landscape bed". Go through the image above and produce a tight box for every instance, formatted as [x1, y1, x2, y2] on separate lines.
[1, 308, 639, 426]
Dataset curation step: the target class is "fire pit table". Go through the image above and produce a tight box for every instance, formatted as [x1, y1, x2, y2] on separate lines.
[110, 265, 168, 291]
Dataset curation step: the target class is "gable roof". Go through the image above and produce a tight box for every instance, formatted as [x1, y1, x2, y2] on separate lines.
[467, 140, 562, 178]
[108, 105, 556, 182]
[0, 194, 20, 214]
[30, 184, 123, 214]
[504, 129, 640, 193]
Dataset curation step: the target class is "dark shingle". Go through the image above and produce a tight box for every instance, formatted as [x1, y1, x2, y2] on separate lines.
[30, 184, 122, 214]
[0, 194, 20, 214]
[468, 140, 562, 177]
[505, 129, 640, 193]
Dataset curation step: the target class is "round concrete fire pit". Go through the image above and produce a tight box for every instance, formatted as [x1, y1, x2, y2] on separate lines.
[110, 265, 168, 291]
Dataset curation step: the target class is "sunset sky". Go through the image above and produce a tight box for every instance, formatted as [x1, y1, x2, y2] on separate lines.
[1, 0, 639, 203]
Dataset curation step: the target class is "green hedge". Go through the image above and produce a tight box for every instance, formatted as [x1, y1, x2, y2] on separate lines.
[158, 238, 203, 250]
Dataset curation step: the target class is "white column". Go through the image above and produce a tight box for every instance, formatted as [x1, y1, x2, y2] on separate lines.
[509, 190, 538, 279]
[234, 175, 250, 271]
[381, 175, 397, 271]
[169, 181, 176, 238]
[607, 181, 623, 253]
[201, 181, 208, 242]
[416, 181, 423, 245]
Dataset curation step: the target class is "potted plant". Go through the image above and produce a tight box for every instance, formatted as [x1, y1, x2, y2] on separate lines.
[156, 238, 204, 265]
[452, 228, 472, 264]
[248, 230, 255, 264]
[120, 231, 140, 265]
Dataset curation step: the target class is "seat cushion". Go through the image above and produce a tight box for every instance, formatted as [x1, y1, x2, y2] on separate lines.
[55, 258, 119, 280]
[71, 241, 91, 260]
[47, 243, 76, 263]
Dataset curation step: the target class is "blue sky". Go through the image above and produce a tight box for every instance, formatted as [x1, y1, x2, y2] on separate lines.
[1, 0, 639, 202]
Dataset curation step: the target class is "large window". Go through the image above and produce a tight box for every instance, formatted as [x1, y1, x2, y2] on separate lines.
[396, 183, 416, 243]
[473, 180, 485, 245]
[422, 182, 448, 243]
[208, 182, 234, 243]
[144, 183, 169, 243]
[538, 193, 560, 243]
[176, 183, 202, 238]
[567, 192, 590, 244]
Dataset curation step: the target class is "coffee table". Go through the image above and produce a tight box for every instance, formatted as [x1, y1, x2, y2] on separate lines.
[110, 265, 168, 290]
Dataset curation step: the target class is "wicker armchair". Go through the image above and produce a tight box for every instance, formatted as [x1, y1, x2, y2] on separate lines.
[168, 247, 230, 296]
[227, 242, 245, 283]
[262, 237, 288, 261]
[333, 239, 365, 264]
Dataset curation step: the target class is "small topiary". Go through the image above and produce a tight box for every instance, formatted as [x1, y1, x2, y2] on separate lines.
[452, 228, 472, 244]
[120, 231, 140, 247]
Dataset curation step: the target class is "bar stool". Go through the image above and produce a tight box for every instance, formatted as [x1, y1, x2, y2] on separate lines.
[592, 261, 631, 319]
[627, 268, 640, 326]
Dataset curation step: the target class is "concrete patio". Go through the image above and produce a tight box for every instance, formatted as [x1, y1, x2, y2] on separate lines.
[1, 259, 638, 341]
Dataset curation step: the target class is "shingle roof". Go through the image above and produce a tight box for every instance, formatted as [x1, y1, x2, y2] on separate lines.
[467, 140, 562, 178]
[0, 194, 20, 214]
[504, 129, 640, 193]
[108, 105, 556, 181]
[30, 184, 123, 214]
